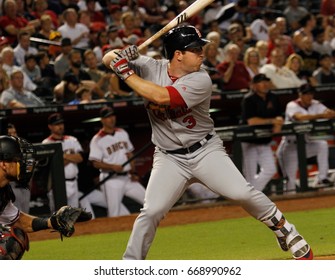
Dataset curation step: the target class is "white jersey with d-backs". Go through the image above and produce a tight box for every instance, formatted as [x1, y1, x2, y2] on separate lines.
[89, 128, 134, 173]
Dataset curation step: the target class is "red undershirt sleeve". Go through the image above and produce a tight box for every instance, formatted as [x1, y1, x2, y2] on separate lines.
[166, 86, 187, 109]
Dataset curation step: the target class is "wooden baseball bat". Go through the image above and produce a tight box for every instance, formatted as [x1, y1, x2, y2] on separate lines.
[138, 0, 215, 51]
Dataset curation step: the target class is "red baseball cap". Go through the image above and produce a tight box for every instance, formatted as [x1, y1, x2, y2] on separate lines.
[0, 36, 9, 46]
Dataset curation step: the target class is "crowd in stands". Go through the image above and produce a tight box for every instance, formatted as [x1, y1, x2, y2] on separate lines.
[0, 0, 333, 108]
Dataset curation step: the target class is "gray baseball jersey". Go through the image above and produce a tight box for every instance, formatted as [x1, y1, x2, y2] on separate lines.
[130, 57, 215, 150]
[122, 55, 309, 260]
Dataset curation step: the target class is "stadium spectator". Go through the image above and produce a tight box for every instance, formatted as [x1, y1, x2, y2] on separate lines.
[292, 13, 316, 51]
[320, 0, 335, 19]
[0, 68, 10, 109]
[215, 0, 249, 34]
[312, 27, 332, 55]
[20, 53, 41, 85]
[216, 43, 251, 91]
[0, 68, 45, 108]
[276, 17, 290, 37]
[62, 49, 92, 82]
[0, 0, 38, 46]
[84, 0, 105, 23]
[78, 9, 106, 48]
[296, 36, 321, 77]
[284, 0, 309, 32]
[104, 73, 134, 100]
[243, 47, 261, 79]
[249, 11, 276, 42]
[285, 53, 317, 86]
[260, 48, 304, 89]
[267, 25, 293, 59]
[68, 86, 106, 105]
[107, 24, 124, 50]
[0, 46, 37, 91]
[137, 0, 165, 29]
[312, 53, 335, 85]
[53, 72, 80, 104]
[33, 14, 58, 54]
[203, 1, 223, 27]
[104, 3, 122, 27]
[205, 31, 225, 62]
[54, 37, 72, 79]
[13, 30, 38, 66]
[30, 0, 59, 29]
[202, 42, 224, 90]
[255, 40, 269, 66]
[223, 22, 249, 56]
[93, 30, 110, 62]
[77, 0, 102, 13]
[117, 11, 143, 40]
[35, 50, 58, 84]
[57, 8, 90, 49]
[83, 49, 111, 98]
[0, 36, 10, 53]
[34, 50, 59, 99]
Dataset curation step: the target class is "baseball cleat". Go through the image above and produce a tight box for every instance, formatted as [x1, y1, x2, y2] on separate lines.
[285, 226, 313, 260]
[296, 248, 313, 260]
[275, 225, 313, 259]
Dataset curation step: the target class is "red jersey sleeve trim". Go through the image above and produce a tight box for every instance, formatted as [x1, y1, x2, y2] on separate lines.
[166, 86, 187, 109]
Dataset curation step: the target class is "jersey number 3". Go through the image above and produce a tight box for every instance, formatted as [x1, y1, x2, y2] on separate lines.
[183, 115, 196, 129]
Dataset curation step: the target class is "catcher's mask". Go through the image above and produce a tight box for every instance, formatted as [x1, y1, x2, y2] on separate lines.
[0, 135, 36, 188]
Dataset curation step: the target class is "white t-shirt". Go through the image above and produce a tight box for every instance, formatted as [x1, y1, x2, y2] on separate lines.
[250, 19, 269, 41]
[58, 23, 90, 48]
[260, 64, 304, 89]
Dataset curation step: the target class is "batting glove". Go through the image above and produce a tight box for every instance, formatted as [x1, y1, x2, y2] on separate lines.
[110, 53, 135, 81]
[121, 45, 139, 61]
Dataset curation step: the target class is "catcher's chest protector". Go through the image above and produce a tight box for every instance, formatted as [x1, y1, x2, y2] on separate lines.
[0, 225, 29, 260]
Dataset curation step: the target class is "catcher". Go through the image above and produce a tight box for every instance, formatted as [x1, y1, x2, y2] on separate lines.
[0, 135, 92, 260]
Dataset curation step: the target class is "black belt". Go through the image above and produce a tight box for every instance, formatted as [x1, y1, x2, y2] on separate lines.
[65, 177, 76, 181]
[287, 140, 297, 144]
[116, 172, 128, 176]
[166, 134, 213, 155]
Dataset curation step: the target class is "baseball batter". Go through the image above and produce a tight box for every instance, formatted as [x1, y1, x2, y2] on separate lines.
[276, 83, 335, 192]
[88, 106, 145, 217]
[42, 113, 83, 210]
[103, 25, 313, 260]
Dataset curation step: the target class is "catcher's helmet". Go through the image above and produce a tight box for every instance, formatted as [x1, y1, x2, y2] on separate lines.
[0, 135, 36, 188]
[0, 135, 22, 161]
[163, 25, 210, 60]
